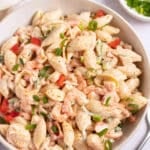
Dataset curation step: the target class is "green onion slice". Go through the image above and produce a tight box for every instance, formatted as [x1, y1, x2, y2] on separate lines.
[42, 96, 48, 104]
[55, 48, 63, 56]
[97, 128, 108, 137]
[33, 95, 40, 102]
[104, 140, 112, 150]
[19, 58, 24, 66]
[12, 64, 19, 71]
[25, 123, 36, 131]
[88, 20, 98, 31]
[38, 66, 50, 78]
[60, 33, 65, 39]
[92, 114, 102, 122]
[104, 96, 111, 106]
[0, 55, 4, 64]
[128, 103, 139, 114]
[51, 125, 59, 134]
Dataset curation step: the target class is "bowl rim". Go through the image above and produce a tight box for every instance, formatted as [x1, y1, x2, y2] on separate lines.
[0, 0, 22, 11]
[118, 0, 150, 22]
[0, 0, 150, 149]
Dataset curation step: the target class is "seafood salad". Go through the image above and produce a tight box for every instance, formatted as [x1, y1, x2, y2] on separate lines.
[0, 9, 148, 150]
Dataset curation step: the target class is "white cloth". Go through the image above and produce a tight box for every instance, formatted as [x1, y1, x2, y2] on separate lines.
[0, 0, 149, 150]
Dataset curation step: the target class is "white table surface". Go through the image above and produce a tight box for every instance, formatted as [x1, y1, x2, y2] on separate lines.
[0, 0, 150, 150]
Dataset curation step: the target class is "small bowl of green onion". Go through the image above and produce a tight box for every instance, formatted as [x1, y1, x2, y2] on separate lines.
[119, 0, 150, 21]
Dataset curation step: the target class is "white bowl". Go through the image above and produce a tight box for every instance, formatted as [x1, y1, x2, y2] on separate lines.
[0, 0, 22, 10]
[0, 0, 150, 149]
[118, 0, 150, 22]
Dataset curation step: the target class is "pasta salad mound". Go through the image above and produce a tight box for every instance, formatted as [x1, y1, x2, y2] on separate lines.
[0, 9, 148, 150]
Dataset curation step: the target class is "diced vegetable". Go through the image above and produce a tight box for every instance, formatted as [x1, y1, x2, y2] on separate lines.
[56, 74, 66, 87]
[0, 116, 8, 124]
[19, 58, 24, 66]
[126, 0, 150, 16]
[31, 105, 36, 115]
[80, 56, 84, 63]
[86, 68, 97, 79]
[95, 10, 106, 18]
[128, 103, 139, 114]
[11, 43, 20, 55]
[51, 125, 59, 134]
[30, 37, 41, 46]
[60, 38, 68, 48]
[97, 128, 108, 137]
[88, 20, 98, 31]
[4, 111, 19, 122]
[0, 99, 9, 114]
[104, 140, 112, 150]
[55, 48, 63, 56]
[78, 22, 85, 30]
[92, 114, 102, 122]
[42, 96, 48, 104]
[33, 95, 40, 102]
[126, 97, 134, 101]
[60, 33, 65, 39]
[40, 112, 48, 119]
[38, 66, 50, 78]
[0, 55, 4, 64]
[26, 123, 37, 131]
[12, 64, 19, 71]
[0, 99, 19, 123]
[104, 96, 111, 106]
[108, 38, 121, 49]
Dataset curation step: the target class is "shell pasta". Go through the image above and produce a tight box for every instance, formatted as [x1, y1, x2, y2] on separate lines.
[0, 9, 147, 150]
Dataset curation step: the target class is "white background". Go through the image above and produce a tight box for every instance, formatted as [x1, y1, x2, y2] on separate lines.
[0, 0, 150, 149]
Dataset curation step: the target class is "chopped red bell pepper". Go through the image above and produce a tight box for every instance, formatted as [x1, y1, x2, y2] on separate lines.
[0, 98, 19, 123]
[95, 10, 106, 18]
[8, 111, 20, 117]
[30, 37, 41, 46]
[56, 74, 66, 88]
[0, 99, 9, 114]
[108, 38, 121, 49]
[4, 111, 19, 122]
[11, 43, 20, 55]
[4, 114, 14, 122]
